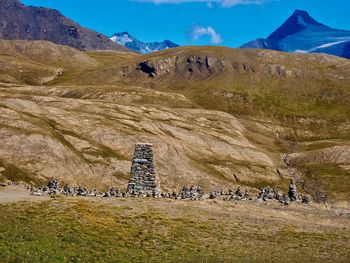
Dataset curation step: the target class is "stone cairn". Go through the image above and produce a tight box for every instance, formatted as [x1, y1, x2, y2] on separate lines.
[127, 143, 160, 196]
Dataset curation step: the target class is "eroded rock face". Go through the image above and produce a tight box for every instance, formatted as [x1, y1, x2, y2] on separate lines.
[123, 52, 297, 81]
[136, 57, 177, 78]
[184, 55, 224, 77]
[128, 55, 224, 79]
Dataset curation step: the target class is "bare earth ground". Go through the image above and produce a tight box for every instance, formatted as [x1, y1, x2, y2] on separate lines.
[0, 186, 349, 263]
[0, 185, 49, 203]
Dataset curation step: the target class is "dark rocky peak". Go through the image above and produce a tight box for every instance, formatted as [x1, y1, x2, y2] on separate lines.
[291, 9, 324, 26]
[114, 31, 131, 36]
[0, 0, 129, 51]
[163, 40, 178, 47]
[267, 9, 328, 41]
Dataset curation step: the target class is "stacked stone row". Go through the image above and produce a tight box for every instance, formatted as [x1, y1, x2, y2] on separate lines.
[30, 178, 312, 206]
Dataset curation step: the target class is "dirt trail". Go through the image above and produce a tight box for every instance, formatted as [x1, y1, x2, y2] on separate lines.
[0, 185, 48, 204]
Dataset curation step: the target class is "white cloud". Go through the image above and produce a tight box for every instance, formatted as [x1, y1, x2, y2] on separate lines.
[132, 0, 270, 8]
[221, 0, 266, 7]
[188, 25, 223, 44]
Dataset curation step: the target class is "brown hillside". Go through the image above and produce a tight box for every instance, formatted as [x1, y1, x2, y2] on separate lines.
[0, 42, 349, 202]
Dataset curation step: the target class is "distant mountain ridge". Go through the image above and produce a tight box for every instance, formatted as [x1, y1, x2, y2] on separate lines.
[241, 10, 350, 59]
[0, 0, 129, 51]
[110, 32, 179, 54]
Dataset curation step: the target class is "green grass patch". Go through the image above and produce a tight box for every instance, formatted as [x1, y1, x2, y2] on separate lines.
[0, 199, 349, 262]
[240, 178, 288, 191]
[303, 164, 350, 201]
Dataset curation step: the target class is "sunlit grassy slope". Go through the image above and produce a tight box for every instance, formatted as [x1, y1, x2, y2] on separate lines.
[0, 198, 349, 263]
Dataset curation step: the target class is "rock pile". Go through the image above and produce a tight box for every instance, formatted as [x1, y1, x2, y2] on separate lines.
[104, 187, 122, 198]
[222, 187, 251, 201]
[30, 178, 60, 195]
[258, 186, 279, 201]
[30, 178, 312, 205]
[47, 178, 59, 190]
[301, 194, 312, 204]
[127, 143, 160, 195]
[178, 185, 205, 200]
[255, 180, 309, 205]
[62, 185, 75, 196]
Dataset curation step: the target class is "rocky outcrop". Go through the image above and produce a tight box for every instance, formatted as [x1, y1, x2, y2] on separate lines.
[123, 54, 225, 79]
[122, 51, 297, 81]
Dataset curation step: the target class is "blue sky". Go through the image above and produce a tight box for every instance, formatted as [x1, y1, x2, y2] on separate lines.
[22, 0, 350, 47]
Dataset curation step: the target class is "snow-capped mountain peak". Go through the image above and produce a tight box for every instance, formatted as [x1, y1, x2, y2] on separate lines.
[110, 32, 133, 46]
[110, 32, 179, 54]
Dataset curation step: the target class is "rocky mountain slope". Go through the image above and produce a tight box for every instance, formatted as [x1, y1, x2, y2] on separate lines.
[110, 32, 179, 53]
[0, 41, 349, 202]
[241, 10, 350, 59]
[0, 0, 129, 51]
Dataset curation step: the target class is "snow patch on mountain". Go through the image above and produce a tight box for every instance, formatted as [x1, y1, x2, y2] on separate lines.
[110, 33, 132, 46]
[297, 16, 307, 27]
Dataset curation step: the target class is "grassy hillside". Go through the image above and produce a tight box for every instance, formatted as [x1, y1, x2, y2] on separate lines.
[46, 46, 350, 139]
[0, 198, 349, 263]
[0, 40, 98, 85]
[3, 43, 349, 126]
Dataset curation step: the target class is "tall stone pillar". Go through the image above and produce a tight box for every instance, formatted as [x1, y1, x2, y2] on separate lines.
[127, 143, 160, 195]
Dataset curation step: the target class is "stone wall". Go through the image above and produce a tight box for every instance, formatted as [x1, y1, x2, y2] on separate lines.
[127, 143, 160, 195]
